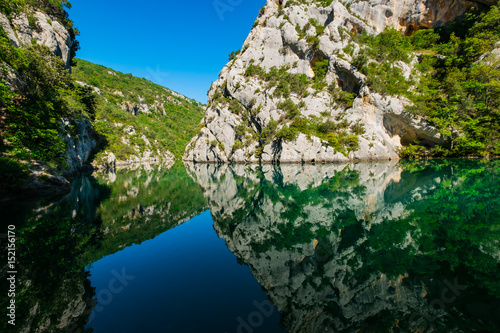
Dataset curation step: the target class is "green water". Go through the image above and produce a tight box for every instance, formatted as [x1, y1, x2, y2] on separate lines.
[1, 159, 499, 332]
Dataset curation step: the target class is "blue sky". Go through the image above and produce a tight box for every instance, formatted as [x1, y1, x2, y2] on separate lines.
[69, 0, 266, 103]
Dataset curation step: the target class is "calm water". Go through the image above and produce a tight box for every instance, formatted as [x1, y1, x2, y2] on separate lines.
[1, 160, 499, 332]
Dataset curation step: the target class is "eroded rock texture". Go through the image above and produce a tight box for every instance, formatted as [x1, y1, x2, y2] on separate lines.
[184, 0, 463, 163]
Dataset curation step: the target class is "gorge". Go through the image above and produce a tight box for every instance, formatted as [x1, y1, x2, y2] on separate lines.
[0, 1, 499, 332]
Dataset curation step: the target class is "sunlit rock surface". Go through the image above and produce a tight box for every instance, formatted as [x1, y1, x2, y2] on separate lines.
[184, 0, 459, 163]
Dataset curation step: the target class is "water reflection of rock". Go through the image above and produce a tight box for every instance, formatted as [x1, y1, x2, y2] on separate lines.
[185, 161, 499, 332]
[186, 161, 410, 229]
[12, 176, 105, 333]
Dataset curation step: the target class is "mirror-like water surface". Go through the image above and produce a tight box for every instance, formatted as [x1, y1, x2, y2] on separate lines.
[1, 160, 499, 332]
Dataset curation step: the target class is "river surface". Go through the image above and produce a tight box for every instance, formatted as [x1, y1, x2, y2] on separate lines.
[1, 159, 499, 333]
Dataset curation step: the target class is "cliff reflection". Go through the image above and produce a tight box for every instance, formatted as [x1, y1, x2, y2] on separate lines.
[89, 162, 207, 262]
[1, 162, 207, 333]
[186, 160, 500, 333]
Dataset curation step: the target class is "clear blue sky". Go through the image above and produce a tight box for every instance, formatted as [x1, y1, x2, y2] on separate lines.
[69, 0, 266, 103]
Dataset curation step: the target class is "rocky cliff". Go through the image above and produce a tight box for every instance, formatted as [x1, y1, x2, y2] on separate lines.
[0, 3, 205, 196]
[184, 0, 482, 163]
[0, 9, 74, 69]
[340, 0, 495, 34]
[0, 3, 97, 184]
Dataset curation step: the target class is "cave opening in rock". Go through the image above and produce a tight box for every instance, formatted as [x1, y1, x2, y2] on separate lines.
[310, 53, 326, 70]
[384, 113, 445, 149]
[335, 67, 361, 95]
[404, 24, 421, 37]
[400, 134, 437, 148]
[325, 9, 334, 26]
[347, 22, 365, 36]
[402, 20, 432, 37]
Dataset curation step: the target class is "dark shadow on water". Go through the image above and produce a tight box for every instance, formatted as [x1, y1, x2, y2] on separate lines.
[0, 162, 207, 332]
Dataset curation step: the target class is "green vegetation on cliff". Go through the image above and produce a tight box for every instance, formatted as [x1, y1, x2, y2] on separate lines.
[351, 5, 500, 157]
[221, 63, 361, 157]
[71, 59, 205, 160]
[0, 28, 93, 171]
[0, 0, 204, 194]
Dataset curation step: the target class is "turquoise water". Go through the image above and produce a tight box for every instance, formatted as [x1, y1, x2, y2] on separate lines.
[1, 159, 499, 332]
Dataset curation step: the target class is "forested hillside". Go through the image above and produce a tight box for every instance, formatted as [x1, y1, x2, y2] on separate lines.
[71, 59, 205, 164]
[0, 0, 204, 195]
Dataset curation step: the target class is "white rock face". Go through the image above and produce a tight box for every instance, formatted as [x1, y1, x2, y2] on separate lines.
[75, 80, 101, 95]
[0, 10, 73, 68]
[61, 118, 97, 173]
[344, 0, 477, 34]
[94, 149, 175, 170]
[184, 0, 456, 163]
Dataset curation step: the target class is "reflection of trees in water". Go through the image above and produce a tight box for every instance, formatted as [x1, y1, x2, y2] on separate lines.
[0, 176, 108, 333]
[88, 163, 207, 263]
[187, 160, 500, 333]
[0, 163, 207, 333]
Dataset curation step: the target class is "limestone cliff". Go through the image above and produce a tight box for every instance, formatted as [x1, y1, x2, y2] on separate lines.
[341, 0, 491, 34]
[0, 9, 74, 69]
[0, 6, 96, 179]
[184, 0, 475, 163]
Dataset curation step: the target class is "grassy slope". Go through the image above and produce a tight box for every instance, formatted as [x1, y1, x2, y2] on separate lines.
[71, 59, 205, 160]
